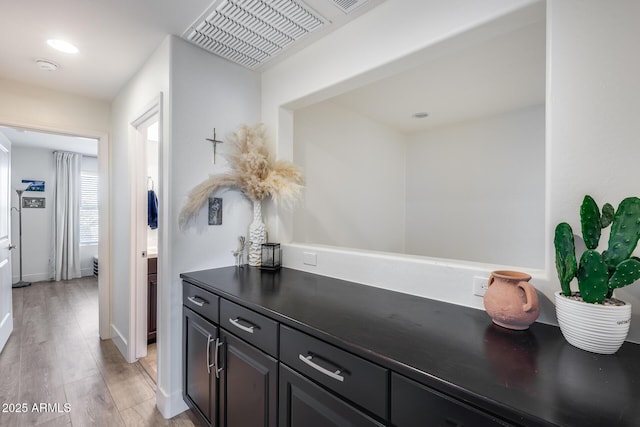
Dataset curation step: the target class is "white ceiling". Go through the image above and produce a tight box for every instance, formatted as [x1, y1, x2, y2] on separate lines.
[0, 0, 543, 147]
[328, 6, 546, 133]
[0, 0, 213, 100]
[0, 0, 382, 101]
[0, 0, 382, 153]
[0, 126, 98, 156]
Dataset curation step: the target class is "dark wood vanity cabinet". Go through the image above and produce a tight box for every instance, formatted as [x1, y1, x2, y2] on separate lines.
[182, 266, 640, 427]
[147, 256, 157, 343]
[279, 324, 388, 423]
[219, 298, 278, 427]
[219, 330, 277, 427]
[183, 282, 220, 425]
[279, 363, 384, 427]
[391, 373, 513, 427]
[183, 283, 277, 427]
[184, 307, 218, 424]
[182, 273, 511, 427]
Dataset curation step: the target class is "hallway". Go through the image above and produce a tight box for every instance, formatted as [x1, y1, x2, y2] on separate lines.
[0, 277, 197, 426]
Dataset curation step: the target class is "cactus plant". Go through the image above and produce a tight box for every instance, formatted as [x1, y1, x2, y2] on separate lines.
[576, 250, 609, 303]
[601, 203, 614, 228]
[603, 197, 640, 269]
[554, 195, 640, 304]
[580, 195, 601, 250]
[554, 222, 577, 296]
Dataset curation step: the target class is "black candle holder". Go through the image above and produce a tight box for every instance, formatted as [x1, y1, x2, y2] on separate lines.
[260, 243, 281, 270]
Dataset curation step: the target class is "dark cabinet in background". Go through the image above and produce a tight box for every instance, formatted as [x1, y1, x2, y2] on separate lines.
[279, 364, 384, 427]
[391, 373, 513, 427]
[147, 256, 157, 343]
[219, 330, 277, 427]
[182, 283, 220, 426]
[182, 271, 518, 427]
[183, 307, 218, 425]
[183, 282, 277, 427]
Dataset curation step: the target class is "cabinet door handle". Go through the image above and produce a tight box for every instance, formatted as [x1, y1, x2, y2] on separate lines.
[206, 335, 215, 374]
[228, 317, 258, 334]
[214, 338, 224, 379]
[298, 353, 345, 382]
[187, 296, 207, 307]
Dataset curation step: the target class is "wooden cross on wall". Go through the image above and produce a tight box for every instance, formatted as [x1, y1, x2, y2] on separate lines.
[206, 128, 224, 164]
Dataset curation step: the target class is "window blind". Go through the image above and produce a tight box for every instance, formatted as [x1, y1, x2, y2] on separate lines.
[80, 173, 98, 244]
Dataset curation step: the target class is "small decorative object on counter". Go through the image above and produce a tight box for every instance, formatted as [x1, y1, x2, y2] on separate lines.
[553, 195, 640, 354]
[249, 200, 267, 266]
[260, 243, 281, 270]
[232, 236, 246, 267]
[483, 270, 540, 330]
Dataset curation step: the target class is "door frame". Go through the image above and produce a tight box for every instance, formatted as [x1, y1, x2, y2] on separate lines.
[0, 119, 111, 339]
[130, 96, 162, 360]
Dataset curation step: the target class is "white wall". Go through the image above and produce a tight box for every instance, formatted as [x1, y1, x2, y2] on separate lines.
[166, 36, 260, 417]
[110, 37, 170, 365]
[405, 105, 545, 267]
[112, 35, 260, 418]
[10, 147, 53, 282]
[10, 147, 98, 282]
[293, 102, 544, 266]
[293, 100, 406, 253]
[0, 79, 110, 133]
[262, 0, 640, 344]
[0, 78, 111, 339]
[547, 0, 640, 337]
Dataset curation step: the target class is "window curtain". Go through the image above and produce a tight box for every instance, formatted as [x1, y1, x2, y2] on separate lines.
[52, 151, 82, 281]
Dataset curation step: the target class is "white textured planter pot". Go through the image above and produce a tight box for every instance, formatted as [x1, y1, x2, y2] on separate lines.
[555, 291, 632, 354]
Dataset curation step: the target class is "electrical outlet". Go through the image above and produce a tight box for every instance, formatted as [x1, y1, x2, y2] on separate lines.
[473, 276, 490, 297]
[303, 252, 317, 266]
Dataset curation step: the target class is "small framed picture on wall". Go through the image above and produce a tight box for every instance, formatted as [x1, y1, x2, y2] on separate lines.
[209, 197, 222, 225]
[22, 179, 45, 192]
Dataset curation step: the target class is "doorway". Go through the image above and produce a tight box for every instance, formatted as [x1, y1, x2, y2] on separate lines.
[131, 101, 161, 383]
[0, 124, 109, 344]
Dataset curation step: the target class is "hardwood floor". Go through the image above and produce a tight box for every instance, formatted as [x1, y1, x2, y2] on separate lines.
[139, 343, 157, 384]
[0, 277, 199, 427]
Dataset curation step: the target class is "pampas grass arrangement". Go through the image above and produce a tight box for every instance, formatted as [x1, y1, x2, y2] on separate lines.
[179, 123, 304, 228]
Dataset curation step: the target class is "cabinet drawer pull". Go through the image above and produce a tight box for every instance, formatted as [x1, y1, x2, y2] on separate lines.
[214, 338, 224, 378]
[298, 353, 345, 382]
[229, 317, 258, 334]
[206, 335, 215, 374]
[187, 296, 208, 307]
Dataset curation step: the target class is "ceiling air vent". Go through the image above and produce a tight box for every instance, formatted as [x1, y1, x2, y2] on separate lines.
[184, 0, 328, 69]
[331, 0, 369, 14]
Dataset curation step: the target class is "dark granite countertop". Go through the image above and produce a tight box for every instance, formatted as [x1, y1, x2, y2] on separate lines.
[180, 266, 640, 427]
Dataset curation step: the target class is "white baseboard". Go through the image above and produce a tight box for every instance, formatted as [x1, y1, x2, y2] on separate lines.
[12, 271, 95, 283]
[156, 385, 188, 419]
[81, 267, 94, 277]
[110, 324, 130, 361]
[13, 272, 50, 283]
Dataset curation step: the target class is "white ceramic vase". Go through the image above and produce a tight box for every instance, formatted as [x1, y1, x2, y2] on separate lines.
[248, 200, 267, 266]
[555, 291, 632, 354]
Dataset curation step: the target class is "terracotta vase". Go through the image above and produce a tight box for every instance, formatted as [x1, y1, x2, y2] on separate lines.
[483, 270, 540, 330]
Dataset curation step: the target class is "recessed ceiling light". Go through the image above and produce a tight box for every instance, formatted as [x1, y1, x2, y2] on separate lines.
[47, 39, 78, 54]
[35, 59, 59, 71]
[412, 112, 429, 119]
